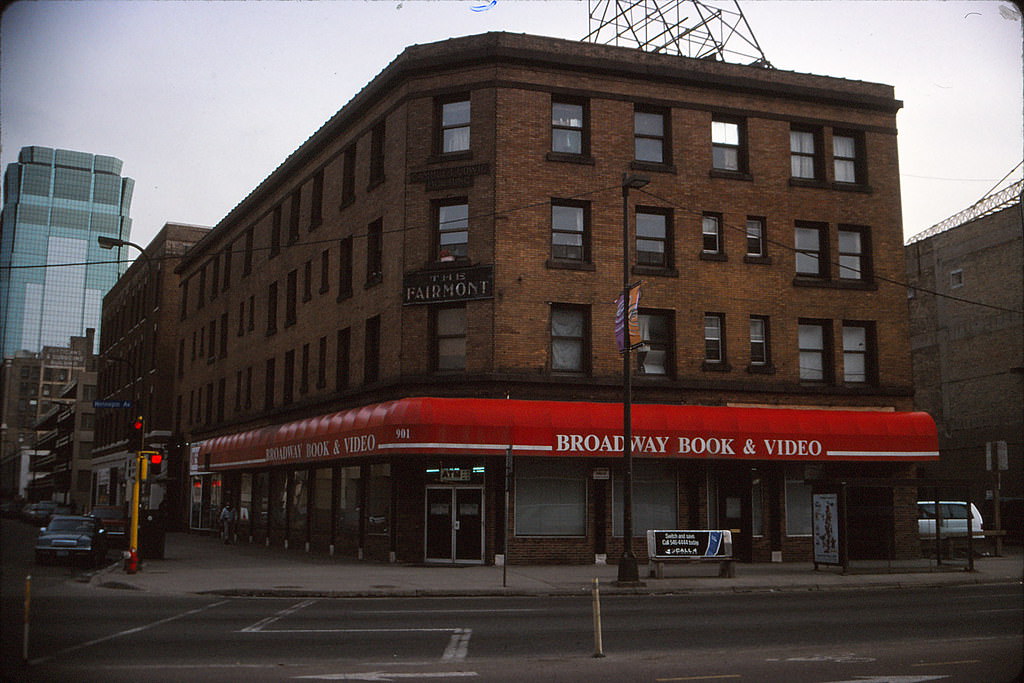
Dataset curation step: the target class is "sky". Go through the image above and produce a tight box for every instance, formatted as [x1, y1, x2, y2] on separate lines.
[1, 0, 1021, 250]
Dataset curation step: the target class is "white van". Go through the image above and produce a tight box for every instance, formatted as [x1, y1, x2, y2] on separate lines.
[918, 501, 984, 539]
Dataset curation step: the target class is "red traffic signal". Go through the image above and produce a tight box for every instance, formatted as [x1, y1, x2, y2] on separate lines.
[132, 416, 144, 431]
[149, 452, 163, 466]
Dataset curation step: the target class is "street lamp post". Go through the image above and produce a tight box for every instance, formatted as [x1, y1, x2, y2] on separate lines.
[618, 173, 649, 585]
[97, 236, 154, 574]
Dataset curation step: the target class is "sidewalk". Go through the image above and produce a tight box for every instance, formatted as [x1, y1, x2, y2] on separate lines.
[90, 532, 1023, 598]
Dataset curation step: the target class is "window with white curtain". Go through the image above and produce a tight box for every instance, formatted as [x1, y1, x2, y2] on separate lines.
[515, 459, 587, 536]
[833, 134, 857, 182]
[440, 98, 471, 153]
[790, 128, 817, 179]
[550, 304, 588, 373]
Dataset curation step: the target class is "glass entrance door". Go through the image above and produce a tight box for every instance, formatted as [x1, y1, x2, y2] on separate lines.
[425, 487, 483, 564]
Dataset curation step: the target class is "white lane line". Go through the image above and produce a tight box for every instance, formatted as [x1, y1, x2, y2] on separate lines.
[442, 628, 471, 661]
[241, 599, 318, 632]
[29, 599, 229, 665]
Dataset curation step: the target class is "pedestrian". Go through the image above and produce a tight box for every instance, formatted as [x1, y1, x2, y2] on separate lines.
[219, 502, 236, 544]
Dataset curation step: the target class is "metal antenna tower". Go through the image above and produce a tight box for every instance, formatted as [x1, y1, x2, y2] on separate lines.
[584, 0, 772, 67]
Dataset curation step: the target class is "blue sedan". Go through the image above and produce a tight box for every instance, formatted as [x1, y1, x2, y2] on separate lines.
[35, 515, 109, 567]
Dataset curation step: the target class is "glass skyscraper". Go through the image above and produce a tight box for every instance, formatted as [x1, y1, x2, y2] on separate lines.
[1, 146, 134, 357]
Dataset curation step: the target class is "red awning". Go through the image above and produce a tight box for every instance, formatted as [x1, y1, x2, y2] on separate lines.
[199, 397, 938, 470]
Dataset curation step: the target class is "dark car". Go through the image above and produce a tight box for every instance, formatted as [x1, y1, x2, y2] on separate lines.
[22, 501, 58, 524]
[89, 505, 128, 548]
[35, 515, 109, 566]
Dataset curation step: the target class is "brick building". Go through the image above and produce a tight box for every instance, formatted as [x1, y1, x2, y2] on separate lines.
[906, 200, 1024, 538]
[172, 32, 936, 564]
[94, 222, 209, 522]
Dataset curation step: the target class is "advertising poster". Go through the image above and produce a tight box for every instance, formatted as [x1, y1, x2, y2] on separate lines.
[813, 493, 840, 565]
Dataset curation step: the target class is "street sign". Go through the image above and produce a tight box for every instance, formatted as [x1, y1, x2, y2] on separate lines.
[93, 400, 133, 409]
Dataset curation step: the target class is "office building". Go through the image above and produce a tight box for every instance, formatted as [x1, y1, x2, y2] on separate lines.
[1, 146, 134, 357]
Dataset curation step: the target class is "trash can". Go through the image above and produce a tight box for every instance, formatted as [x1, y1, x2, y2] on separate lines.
[138, 509, 166, 560]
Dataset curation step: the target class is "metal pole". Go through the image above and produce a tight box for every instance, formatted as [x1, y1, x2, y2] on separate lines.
[617, 177, 638, 584]
[591, 577, 605, 657]
[504, 444, 511, 588]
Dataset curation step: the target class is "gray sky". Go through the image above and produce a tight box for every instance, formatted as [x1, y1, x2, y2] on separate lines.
[2, 0, 1021, 248]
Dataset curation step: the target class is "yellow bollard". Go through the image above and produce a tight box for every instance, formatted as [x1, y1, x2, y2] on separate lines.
[592, 577, 605, 658]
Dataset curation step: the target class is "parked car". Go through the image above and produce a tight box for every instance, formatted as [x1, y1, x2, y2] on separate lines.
[35, 515, 109, 566]
[89, 505, 128, 548]
[22, 501, 58, 524]
[1, 500, 23, 518]
[918, 501, 984, 539]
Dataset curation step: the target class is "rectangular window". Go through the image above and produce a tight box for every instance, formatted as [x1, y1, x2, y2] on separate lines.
[436, 201, 468, 261]
[439, 96, 471, 154]
[637, 310, 672, 377]
[237, 301, 246, 336]
[785, 468, 813, 536]
[551, 98, 586, 155]
[369, 119, 385, 186]
[243, 227, 254, 276]
[550, 304, 589, 373]
[634, 106, 667, 164]
[704, 313, 725, 363]
[550, 200, 589, 263]
[180, 278, 189, 321]
[364, 315, 381, 385]
[317, 336, 328, 389]
[838, 226, 870, 280]
[341, 144, 356, 205]
[749, 315, 770, 366]
[702, 213, 723, 254]
[833, 131, 862, 184]
[798, 320, 831, 383]
[950, 269, 964, 288]
[745, 217, 766, 258]
[210, 256, 220, 300]
[300, 343, 310, 394]
[842, 322, 874, 384]
[636, 208, 671, 268]
[515, 459, 587, 536]
[283, 350, 295, 405]
[285, 269, 297, 327]
[264, 357, 276, 411]
[248, 295, 255, 331]
[222, 243, 232, 291]
[220, 312, 228, 358]
[270, 206, 282, 258]
[711, 117, 743, 172]
[234, 370, 242, 412]
[338, 236, 353, 299]
[197, 265, 206, 309]
[319, 249, 330, 294]
[310, 169, 323, 229]
[613, 462, 677, 537]
[433, 305, 467, 371]
[266, 281, 278, 335]
[336, 327, 350, 391]
[366, 219, 383, 284]
[790, 127, 819, 179]
[217, 378, 226, 423]
[288, 190, 301, 244]
[795, 222, 828, 277]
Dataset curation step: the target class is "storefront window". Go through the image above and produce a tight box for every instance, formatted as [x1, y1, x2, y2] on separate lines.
[252, 471, 268, 533]
[290, 469, 309, 539]
[336, 466, 360, 533]
[613, 462, 676, 537]
[751, 469, 763, 536]
[313, 467, 332, 536]
[785, 466, 812, 536]
[269, 469, 287, 533]
[366, 464, 390, 535]
[515, 458, 586, 536]
[240, 473, 253, 531]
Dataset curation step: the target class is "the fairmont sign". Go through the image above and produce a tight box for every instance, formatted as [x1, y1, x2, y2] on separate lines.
[403, 264, 494, 305]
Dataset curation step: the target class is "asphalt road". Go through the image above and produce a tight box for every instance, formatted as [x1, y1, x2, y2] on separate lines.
[3, 519, 1021, 683]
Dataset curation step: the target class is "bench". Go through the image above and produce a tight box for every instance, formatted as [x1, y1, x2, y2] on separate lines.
[646, 530, 736, 579]
[649, 556, 736, 579]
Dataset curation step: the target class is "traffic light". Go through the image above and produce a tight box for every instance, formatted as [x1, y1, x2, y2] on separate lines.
[132, 415, 144, 432]
[139, 451, 162, 479]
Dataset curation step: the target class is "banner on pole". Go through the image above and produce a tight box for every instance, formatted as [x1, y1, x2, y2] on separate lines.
[615, 282, 643, 352]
